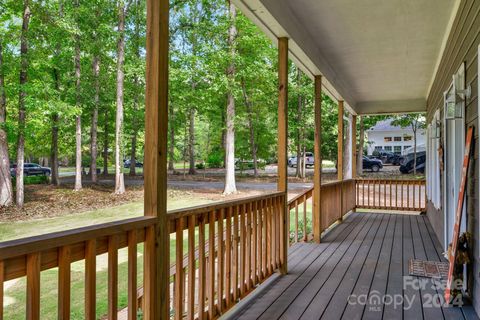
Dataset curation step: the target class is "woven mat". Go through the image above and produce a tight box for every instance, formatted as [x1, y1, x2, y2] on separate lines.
[408, 259, 449, 279]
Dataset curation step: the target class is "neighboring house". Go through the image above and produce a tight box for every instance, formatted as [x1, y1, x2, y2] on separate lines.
[366, 118, 426, 155]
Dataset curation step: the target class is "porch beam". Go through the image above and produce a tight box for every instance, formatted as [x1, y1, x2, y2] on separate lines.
[277, 37, 288, 274]
[143, 0, 169, 318]
[337, 101, 344, 181]
[352, 115, 357, 178]
[313, 75, 322, 243]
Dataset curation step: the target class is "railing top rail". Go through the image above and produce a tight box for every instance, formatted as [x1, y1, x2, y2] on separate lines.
[287, 187, 314, 206]
[321, 179, 355, 187]
[167, 191, 285, 220]
[355, 178, 426, 183]
[0, 216, 157, 260]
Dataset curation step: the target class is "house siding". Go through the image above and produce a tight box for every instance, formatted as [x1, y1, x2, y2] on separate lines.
[426, 0, 480, 312]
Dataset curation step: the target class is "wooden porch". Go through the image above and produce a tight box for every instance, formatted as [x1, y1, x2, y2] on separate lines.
[227, 212, 479, 320]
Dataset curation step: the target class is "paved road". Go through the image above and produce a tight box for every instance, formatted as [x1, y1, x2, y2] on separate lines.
[59, 176, 313, 191]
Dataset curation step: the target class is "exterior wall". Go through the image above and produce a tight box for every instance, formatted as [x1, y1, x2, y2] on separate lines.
[426, 0, 480, 312]
[366, 129, 426, 155]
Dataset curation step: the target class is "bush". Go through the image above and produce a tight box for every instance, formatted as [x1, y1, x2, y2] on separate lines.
[195, 162, 206, 170]
[12, 175, 49, 185]
[207, 153, 223, 168]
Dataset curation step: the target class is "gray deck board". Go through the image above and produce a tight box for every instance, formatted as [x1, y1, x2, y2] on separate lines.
[226, 212, 478, 320]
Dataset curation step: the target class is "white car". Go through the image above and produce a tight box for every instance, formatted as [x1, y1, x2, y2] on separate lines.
[288, 152, 314, 168]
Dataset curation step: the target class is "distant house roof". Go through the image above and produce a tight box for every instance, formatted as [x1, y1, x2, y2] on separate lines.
[367, 119, 408, 132]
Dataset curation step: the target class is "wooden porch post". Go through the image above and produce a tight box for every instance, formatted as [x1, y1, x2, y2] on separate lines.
[352, 115, 357, 178]
[337, 101, 344, 181]
[278, 37, 288, 274]
[313, 76, 322, 243]
[144, 0, 169, 318]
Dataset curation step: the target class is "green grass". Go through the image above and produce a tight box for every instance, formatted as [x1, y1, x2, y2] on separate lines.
[1, 195, 213, 320]
[58, 166, 144, 175]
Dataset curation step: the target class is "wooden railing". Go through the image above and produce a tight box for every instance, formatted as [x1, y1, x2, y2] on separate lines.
[287, 179, 356, 243]
[168, 191, 286, 319]
[0, 192, 286, 320]
[0, 216, 157, 320]
[355, 179, 426, 211]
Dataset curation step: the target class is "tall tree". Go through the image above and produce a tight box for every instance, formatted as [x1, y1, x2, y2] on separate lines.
[223, 0, 237, 195]
[0, 40, 13, 206]
[114, 0, 127, 194]
[240, 79, 258, 177]
[16, 0, 31, 207]
[392, 114, 426, 174]
[74, 0, 82, 191]
[129, 0, 141, 176]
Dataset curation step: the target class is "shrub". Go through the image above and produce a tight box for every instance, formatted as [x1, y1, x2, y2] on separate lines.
[12, 175, 49, 185]
[207, 153, 223, 168]
[195, 162, 206, 170]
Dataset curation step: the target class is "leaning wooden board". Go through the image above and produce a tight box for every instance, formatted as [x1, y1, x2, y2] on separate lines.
[445, 126, 474, 304]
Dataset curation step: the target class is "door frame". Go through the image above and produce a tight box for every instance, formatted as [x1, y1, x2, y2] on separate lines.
[443, 63, 466, 251]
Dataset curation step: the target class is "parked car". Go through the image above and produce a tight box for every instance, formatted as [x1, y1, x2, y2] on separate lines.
[123, 159, 143, 168]
[399, 151, 426, 174]
[362, 156, 383, 172]
[10, 163, 51, 177]
[371, 150, 403, 165]
[288, 152, 314, 168]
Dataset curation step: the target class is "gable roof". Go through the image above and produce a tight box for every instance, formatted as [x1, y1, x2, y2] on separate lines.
[367, 119, 405, 132]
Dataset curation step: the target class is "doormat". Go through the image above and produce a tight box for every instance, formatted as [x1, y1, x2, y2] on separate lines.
[408, 259, 449, 279]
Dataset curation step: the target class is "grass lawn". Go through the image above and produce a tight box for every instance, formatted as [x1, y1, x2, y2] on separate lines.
[1, 195, 213, 320]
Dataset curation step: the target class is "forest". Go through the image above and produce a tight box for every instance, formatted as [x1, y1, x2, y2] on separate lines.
[0, 0, 375, 209]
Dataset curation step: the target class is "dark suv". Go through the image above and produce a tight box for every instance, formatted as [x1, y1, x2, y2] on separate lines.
[363, 156, 383, 172]
[10, 163, 51, 177]
[399, 152, 426, 174]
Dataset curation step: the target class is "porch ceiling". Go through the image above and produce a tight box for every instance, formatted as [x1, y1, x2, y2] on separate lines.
[233, 0, 460, 115]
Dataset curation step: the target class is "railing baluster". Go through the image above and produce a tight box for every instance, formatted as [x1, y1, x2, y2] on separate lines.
[217, 208, 224, 313]
[295, 200, 299, 242]
[246, 202, 252, 292]
[232, 206, 239, 302]
[108, 236, 118, 320]
[303, 195, 307, 241]
[0, 261, 3, 319]
[239, 204, 246, 296]
[187, 215, 196, 320]
[85, 239, 96, 320]
[208, 211, 216, 319]
[127, 231, 137, 320]
[261, 200, 266, 281]
[225, 207, 232, 308]
[26, 253, 40, 320]
[252, 201, 258, 287]
[58, 246, 71, 320]
[266, 198, 272, 275]
[175, 217, 184, 320]
[198, 214, 206, 319]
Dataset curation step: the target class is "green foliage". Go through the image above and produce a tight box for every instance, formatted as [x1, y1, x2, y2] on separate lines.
[206, 152, 223, 168]
[12, 175, 49, 185]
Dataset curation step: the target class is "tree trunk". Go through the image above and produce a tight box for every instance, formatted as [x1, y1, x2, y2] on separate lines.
[16, 0, 31, 207]
[223, 1, 237, 195]
[357, 116, 364, 175]
[0, 41, 13, 206]
[296, 68, 303, 178]
[50, 1, 63, 187]
[103, 107, 109, 176]
[51, 112, 60, 186]
[168, 102, 175, 171]
[188, 108, 196, 175]
[90, 56, 100, 183]
[240, 80, 258, 177]
[74, 0, 82, 191]
[130, 1, 141, 177]
[114, 0, 126, 194]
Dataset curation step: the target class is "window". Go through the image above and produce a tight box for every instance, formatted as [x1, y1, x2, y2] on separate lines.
[404, 135, 412, 141]
[384, 146, 392, 152]
[374, 146, 383, 151]
[394, 136, 402, 142]
[384, 137, 392, 142]
[394, 146, 402, 154]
